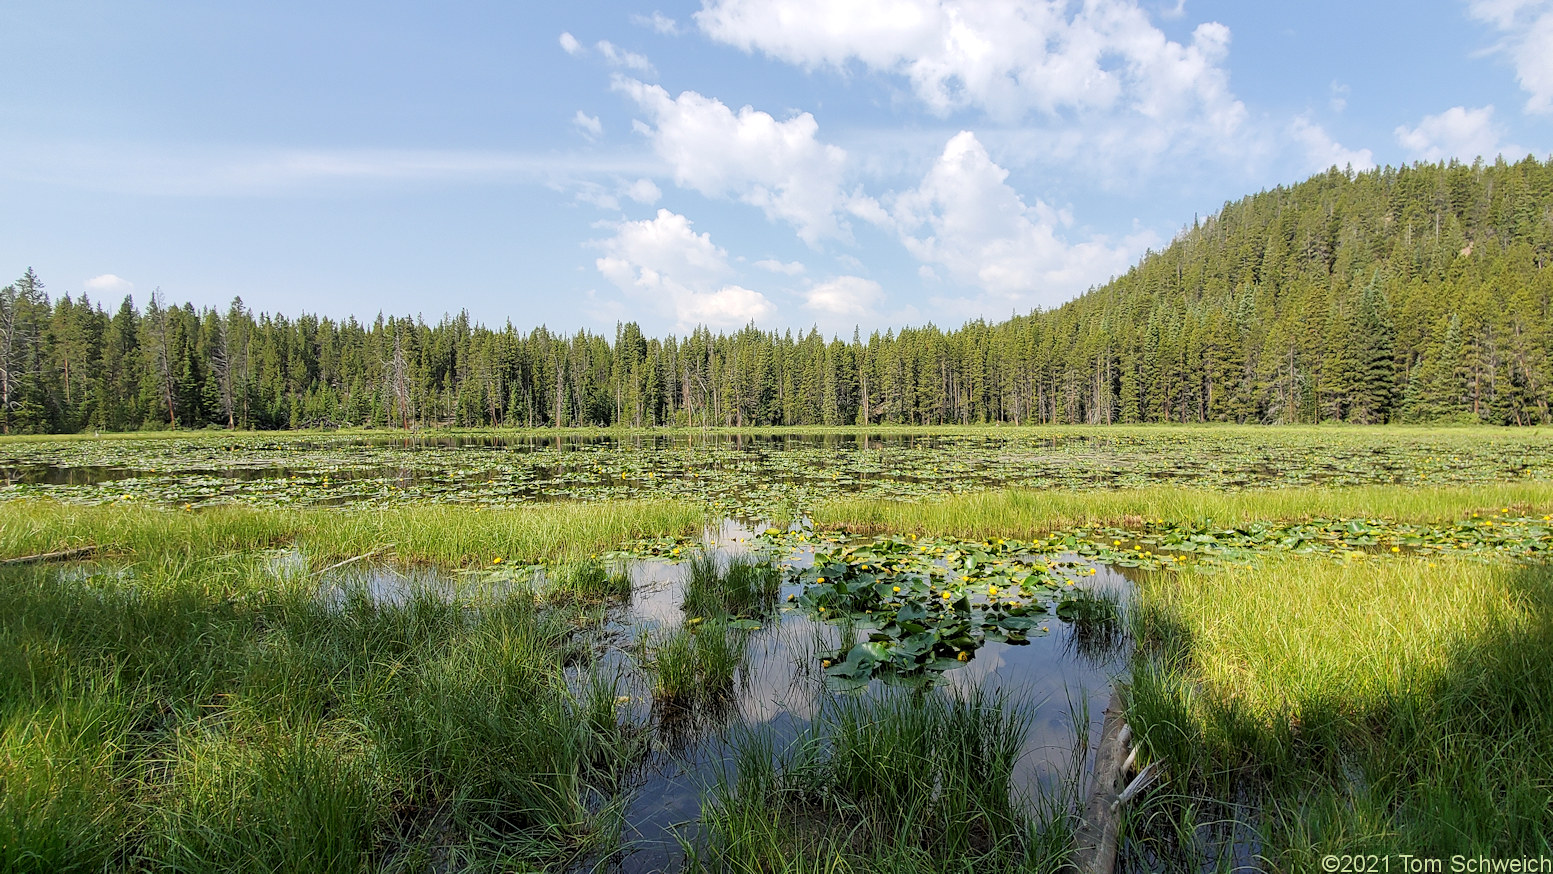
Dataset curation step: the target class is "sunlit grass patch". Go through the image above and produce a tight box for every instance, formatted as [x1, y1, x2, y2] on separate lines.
[816, 482, 1553, 536]
[0, 499, 706, 568]
[1124, 556, 1553, 861]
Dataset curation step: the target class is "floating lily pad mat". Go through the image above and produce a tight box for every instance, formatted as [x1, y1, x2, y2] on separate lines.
[3, 428, 1552, 517]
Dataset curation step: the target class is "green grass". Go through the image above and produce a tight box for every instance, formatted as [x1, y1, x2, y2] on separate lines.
[544, 557, 631, 604]
[0, 499, 705, 567]
[1123, 556, 1553, 864]
[816, 482, 1553, 536]
[642, 619, 747, 703]
[0, 500, 699, 871]
[689, 688, 1074, 873]
[681, 552, 782, 619]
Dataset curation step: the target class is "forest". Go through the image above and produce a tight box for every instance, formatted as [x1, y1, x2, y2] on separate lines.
[2, 156, 1551, 433]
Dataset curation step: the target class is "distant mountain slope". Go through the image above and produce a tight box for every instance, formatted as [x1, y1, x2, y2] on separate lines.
[3, 158, 1551, 432]
[1038, 156, 1553, 424]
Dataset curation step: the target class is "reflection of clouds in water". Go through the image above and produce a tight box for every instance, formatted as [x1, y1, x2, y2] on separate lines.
[737, 619, 829, 725]
[616, 559, 687, 634]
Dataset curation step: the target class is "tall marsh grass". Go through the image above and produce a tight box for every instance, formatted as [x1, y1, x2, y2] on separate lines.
[642, 619, 747, 703]
[816, 482, 1553, 536]
[681, 552, 781, 619]
[1124, 557, 1553, 862]
[690, 688, 1075, 872]
[0, 529, 647, 870]
[0, 499, 705, 567]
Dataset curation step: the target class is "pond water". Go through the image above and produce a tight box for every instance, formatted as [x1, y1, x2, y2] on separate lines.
[314, 519, 1132, 872]
[4, 429, 1550, 514]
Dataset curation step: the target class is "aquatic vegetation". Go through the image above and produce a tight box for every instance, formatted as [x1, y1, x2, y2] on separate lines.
[4, 427, 1552, 519]
[681, 552, 781, 620]
[641, 619, 747, 703]
[792, 506, 1553, 573]
[790, 536, 1068, 687]
[544, 557, 631, 604]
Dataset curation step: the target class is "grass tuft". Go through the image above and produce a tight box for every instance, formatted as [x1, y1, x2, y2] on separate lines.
[681, 552, 781, 619]
[642, 620, 746, 703]
[690, 687, 1075, 872]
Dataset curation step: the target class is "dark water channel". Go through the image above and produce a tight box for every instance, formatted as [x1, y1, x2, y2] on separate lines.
[315, 519, 1131, 872]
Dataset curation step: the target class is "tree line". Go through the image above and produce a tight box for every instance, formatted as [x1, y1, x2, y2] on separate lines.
[2, 156, 1551, 433]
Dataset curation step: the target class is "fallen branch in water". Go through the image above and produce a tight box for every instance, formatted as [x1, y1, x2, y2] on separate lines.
[309, 547, 389, 578]
[0, 545, 99, 565]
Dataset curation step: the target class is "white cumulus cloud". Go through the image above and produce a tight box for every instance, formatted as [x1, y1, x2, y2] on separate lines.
[614, 77, 876, 244]
[804, 276, 884, 317]
[84, 273, 133, 293]
[892, 131, 1149, 308]
[694, 0, 1245, 137]
[1468, 0, 1553, 114]
[594, 209, 775, 330]
[1290, 116, 1375, 173]
[559, 32, 582, 55]
[1394, 105, 1517, 162]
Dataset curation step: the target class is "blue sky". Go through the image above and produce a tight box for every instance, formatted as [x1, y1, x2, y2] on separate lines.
[3, 0, 1550, 337]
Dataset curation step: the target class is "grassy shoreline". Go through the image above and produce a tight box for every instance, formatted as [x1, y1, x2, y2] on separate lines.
[816, 482, 1553, 534]
[0, 500, 706, 567]
[1124, 557, 1553, 862]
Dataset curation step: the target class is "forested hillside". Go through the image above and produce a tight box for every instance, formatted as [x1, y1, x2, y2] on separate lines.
[3, 156, 1551, 432]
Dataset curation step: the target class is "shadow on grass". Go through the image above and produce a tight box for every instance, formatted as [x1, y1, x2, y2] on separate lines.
[0, 559, 646, 874]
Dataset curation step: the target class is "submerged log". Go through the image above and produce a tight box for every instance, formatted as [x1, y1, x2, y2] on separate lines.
[1072, 690, 1130, 874]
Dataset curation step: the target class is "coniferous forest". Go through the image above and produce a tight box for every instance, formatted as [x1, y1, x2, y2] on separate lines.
[3, 156, 1552, 434]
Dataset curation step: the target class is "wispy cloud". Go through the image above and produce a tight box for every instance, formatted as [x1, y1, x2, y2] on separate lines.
[632, 11, 681, 35]
[0, 142, 662, 197]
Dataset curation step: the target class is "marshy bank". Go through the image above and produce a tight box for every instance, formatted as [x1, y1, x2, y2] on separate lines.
[6, 423, 1553, 871]
[0, 502, 1132, 872]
